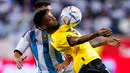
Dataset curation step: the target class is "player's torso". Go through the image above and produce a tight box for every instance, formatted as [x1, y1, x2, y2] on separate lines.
[29, 29, 63, 72]
[51, 26, 100, 73]
[66, 29, 100, 73]
[73, 42, 100, 73]
[51, 26, 100, 57]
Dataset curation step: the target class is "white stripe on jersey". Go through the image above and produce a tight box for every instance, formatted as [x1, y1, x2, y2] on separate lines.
[32, 29, 60, 73]
[15, 28, 73, 73]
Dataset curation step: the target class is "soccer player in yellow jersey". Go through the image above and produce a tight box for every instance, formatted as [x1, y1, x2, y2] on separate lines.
[33, 10, 120, 73]
[50, 25, 118, 73]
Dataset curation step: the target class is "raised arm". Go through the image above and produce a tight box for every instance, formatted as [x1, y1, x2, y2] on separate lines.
[67, 28, 112, 46]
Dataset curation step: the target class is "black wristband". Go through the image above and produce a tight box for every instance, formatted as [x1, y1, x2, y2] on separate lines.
[14, 50, 23, 56]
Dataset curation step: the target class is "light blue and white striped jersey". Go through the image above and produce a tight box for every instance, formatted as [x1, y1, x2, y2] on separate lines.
[15, 27, 73, 73]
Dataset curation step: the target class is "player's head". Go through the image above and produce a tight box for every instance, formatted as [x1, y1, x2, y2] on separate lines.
[33, 9, 59, 30]
[33, 1, 52, 13]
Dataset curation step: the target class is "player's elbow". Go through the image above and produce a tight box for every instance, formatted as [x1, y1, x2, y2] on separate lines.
[68, 42, 76, 46]
[67, 37, 79, 46]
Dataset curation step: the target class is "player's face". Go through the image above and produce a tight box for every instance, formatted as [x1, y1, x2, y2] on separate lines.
[42, 10, 58, 30]
[35, 5, 59, 30]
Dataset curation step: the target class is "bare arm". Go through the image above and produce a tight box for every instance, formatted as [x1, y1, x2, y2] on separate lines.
[89, 37, 108, 48]
[64, 54, 73, 64]
[13, 50, 23, 69]
[89, 36, 121, 48]
[67, 32, 99, 46]
[67, 28, 112, 46]
[13, 50, 27, 69]
[56, 54, 73, 72]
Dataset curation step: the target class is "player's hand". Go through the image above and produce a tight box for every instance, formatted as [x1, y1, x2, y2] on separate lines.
[106, 37, 121, 47]
[97, 28, 112, 37]
[14, 56, 27, 69]
[56, 61, 70, 72]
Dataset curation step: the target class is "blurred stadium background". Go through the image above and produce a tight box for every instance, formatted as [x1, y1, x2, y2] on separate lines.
[0, 0, 130, 73]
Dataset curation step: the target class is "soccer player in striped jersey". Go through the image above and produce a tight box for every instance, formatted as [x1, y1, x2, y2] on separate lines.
[33, 9, 120, 73]
[13, 1, 73, 73]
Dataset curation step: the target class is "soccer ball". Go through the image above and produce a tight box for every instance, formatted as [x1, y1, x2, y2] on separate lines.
[60, 6, 82, 27]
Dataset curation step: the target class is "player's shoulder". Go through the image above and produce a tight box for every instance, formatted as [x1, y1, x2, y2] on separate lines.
[69, 28, 81, 36]
[51, 25, 65, 36]
[22, 26, 38, 37]
[59, 25, 70, 32]
[51, 26, 68, 43]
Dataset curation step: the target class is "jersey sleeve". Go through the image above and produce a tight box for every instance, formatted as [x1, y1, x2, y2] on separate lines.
[51, 27, 81, 54]
[15, 30, 30, 54]
[51, 31, 71, 52]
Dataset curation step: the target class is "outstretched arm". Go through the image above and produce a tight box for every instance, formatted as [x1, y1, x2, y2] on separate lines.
[89, 36, 120, 48]
[67, 28, 112, 46]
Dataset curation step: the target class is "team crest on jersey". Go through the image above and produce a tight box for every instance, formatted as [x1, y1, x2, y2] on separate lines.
[42, 34, 48, 40]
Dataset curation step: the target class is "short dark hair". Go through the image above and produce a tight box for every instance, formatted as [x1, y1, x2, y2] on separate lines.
[33, 9, 48, 28]
[34, 1, 51, 10]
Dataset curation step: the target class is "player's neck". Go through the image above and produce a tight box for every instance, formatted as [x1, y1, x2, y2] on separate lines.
[46, 28, 57, 35]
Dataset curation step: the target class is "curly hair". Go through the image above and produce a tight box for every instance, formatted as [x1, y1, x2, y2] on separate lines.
[33, 9, 48, 28]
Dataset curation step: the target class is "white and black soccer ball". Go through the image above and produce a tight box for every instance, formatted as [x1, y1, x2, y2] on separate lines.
[60, 6, 82, 27]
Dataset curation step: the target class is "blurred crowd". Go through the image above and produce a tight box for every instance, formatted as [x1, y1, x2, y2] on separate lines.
[0, 1, 130, 72]
[0, 0, 130, 57]
[1, 0, 130, 39]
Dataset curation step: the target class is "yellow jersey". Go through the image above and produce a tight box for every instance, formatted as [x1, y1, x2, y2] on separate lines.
[50, 25, 100, 73]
